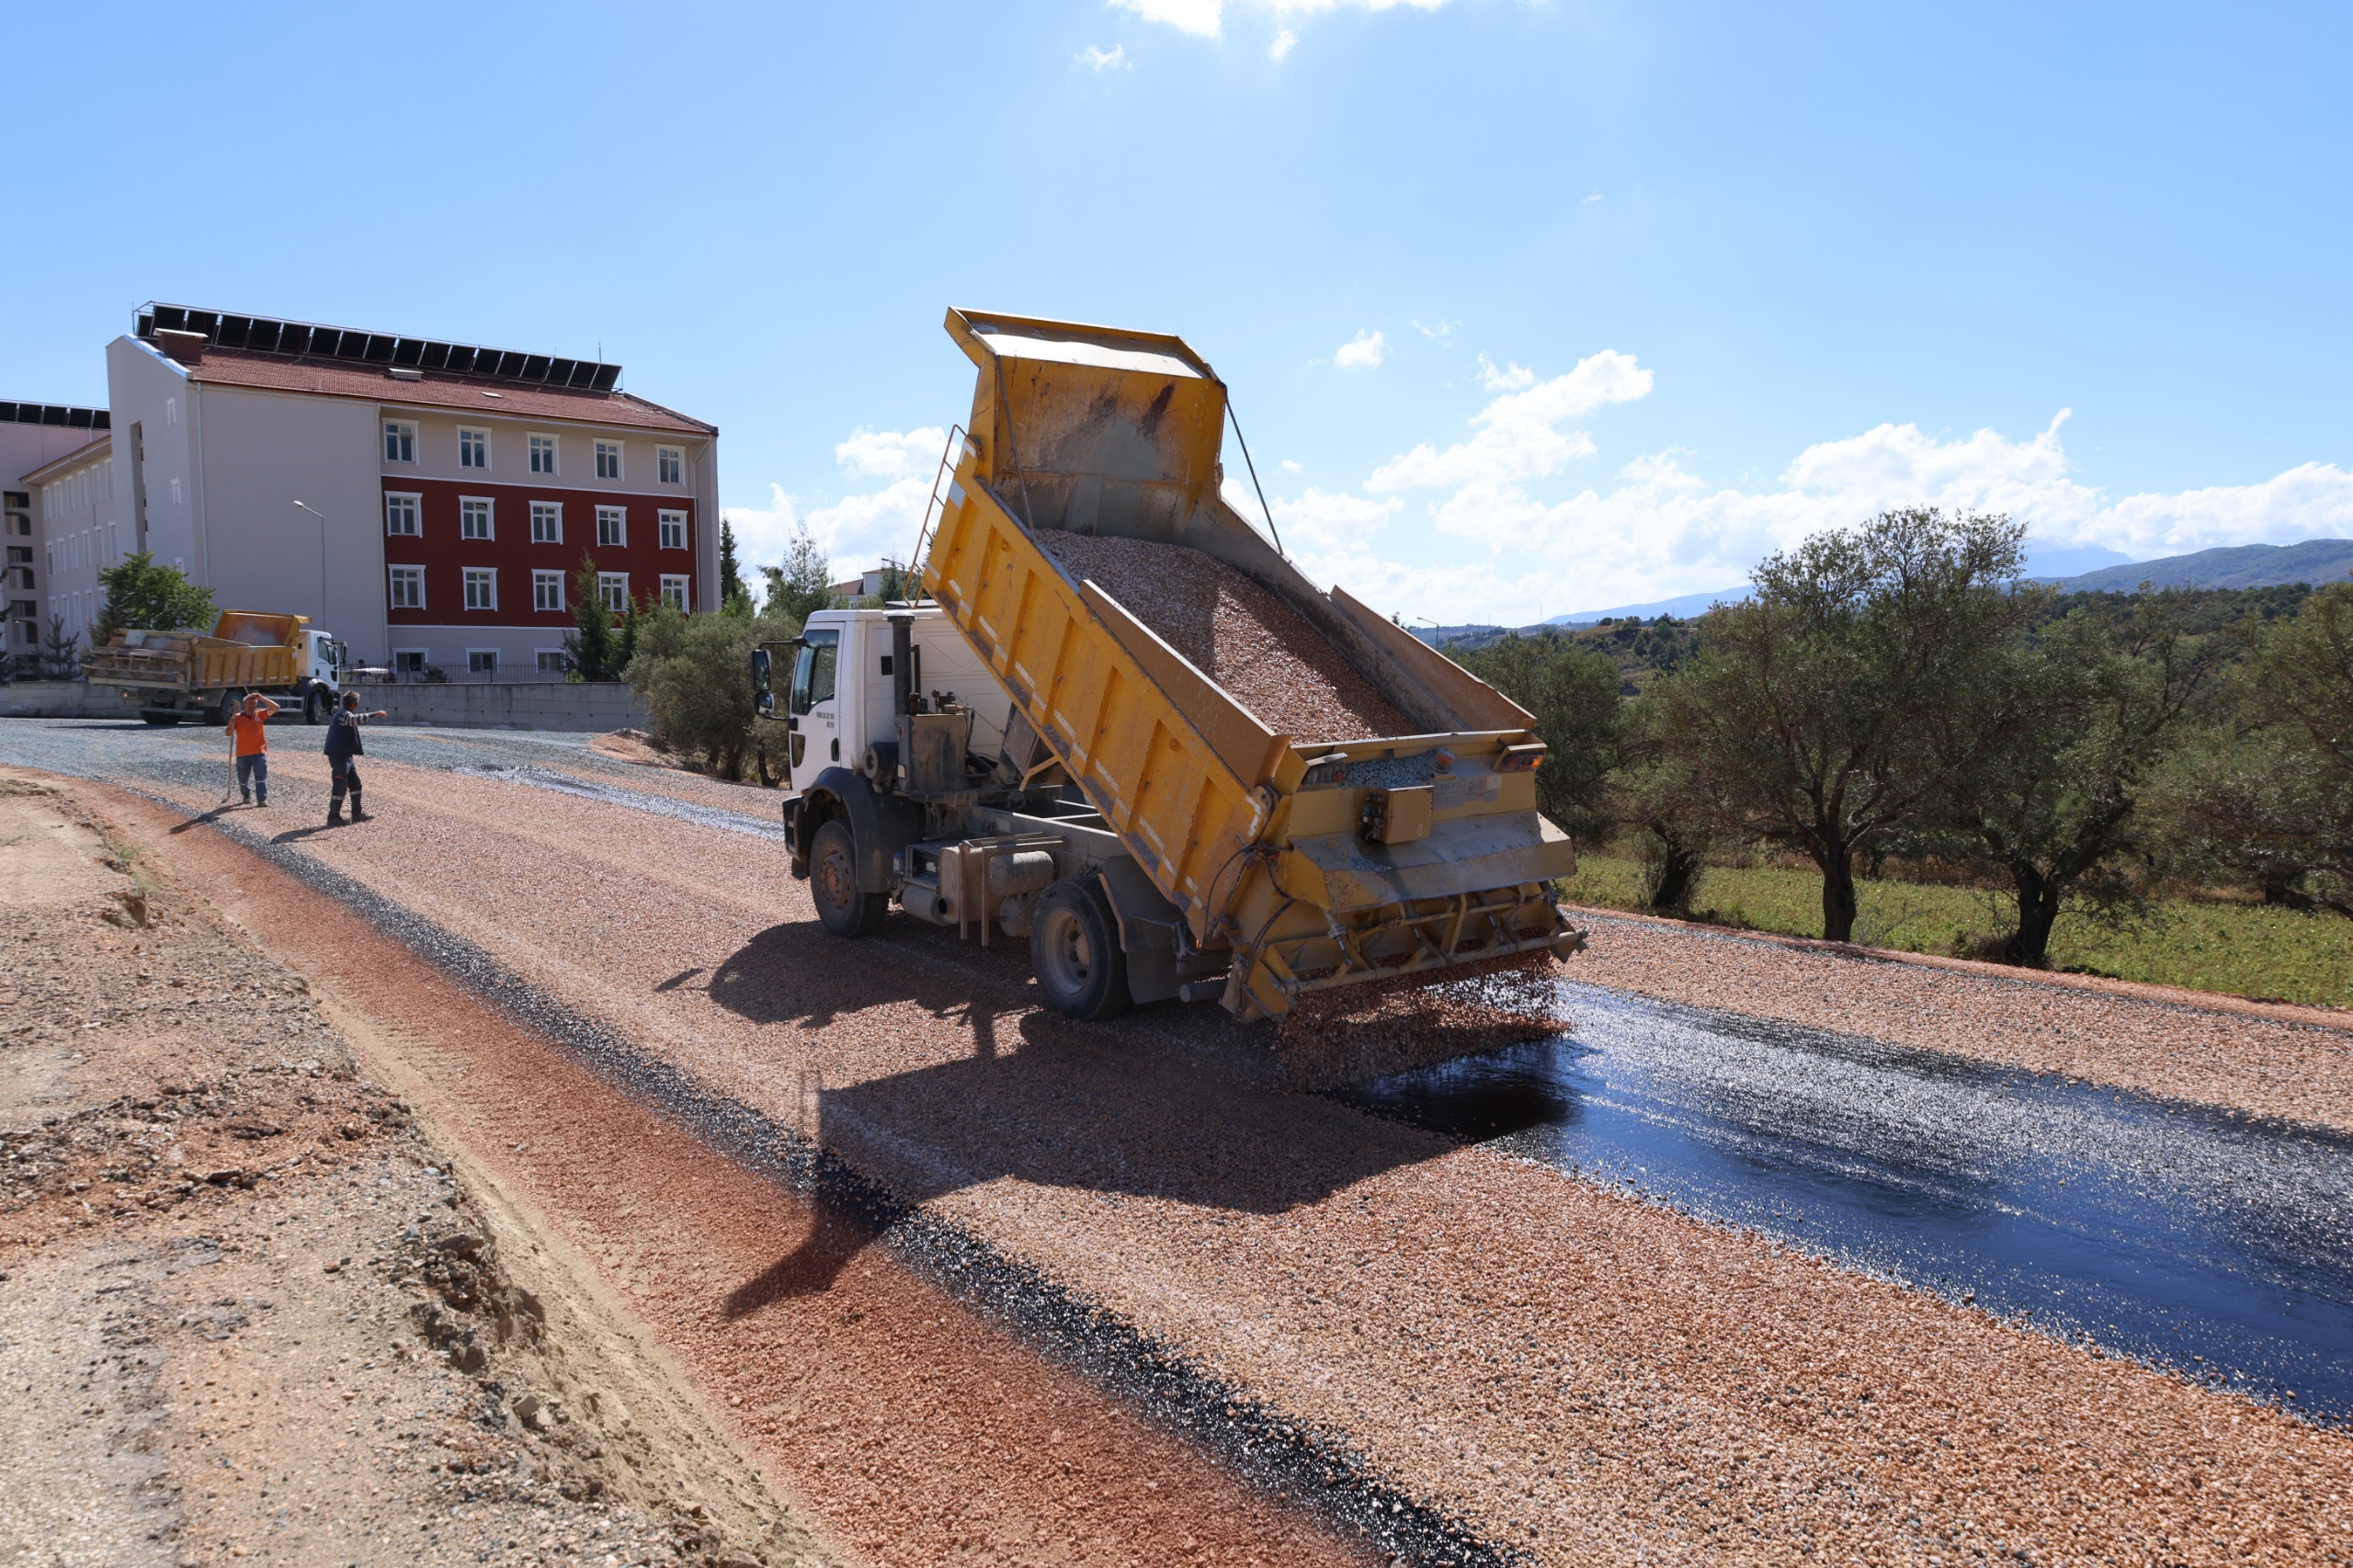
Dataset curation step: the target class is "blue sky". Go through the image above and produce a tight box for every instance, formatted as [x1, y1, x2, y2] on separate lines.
[6, 1, 2348, 622]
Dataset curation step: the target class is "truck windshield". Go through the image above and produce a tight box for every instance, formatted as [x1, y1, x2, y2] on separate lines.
[791, 631, 838, 716]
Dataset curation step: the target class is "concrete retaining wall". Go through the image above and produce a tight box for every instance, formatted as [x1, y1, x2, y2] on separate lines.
[0, 678, 647, 733]
[372, 680, 648, 732]
[0, 680, 114, 718]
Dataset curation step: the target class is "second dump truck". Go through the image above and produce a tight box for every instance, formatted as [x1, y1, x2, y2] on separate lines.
[84, 610, 354, 726]
[757, 311, 1579, 1023]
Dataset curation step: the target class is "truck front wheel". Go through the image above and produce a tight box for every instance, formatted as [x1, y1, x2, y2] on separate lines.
[1030, 877, 1132, 1021]
[810, 819, 888, 937]
[304, 688, 328, 725]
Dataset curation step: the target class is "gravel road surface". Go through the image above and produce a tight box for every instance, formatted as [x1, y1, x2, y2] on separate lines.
[10, 717, 2353, 1566]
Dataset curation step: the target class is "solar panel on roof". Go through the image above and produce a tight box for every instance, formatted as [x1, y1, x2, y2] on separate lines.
[130, 301, 625, 393]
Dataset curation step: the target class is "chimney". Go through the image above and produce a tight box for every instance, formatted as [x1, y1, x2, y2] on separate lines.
[152, 328, 207, 365]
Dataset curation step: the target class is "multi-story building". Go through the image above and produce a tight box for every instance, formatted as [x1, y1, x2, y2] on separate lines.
[105, 304, 720, 676]
[2, 401, 112, 668]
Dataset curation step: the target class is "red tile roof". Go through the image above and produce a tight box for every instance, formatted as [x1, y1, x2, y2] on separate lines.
[179, 347, 715, 436]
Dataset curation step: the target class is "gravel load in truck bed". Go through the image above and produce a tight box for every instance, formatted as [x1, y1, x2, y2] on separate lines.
[1038, 532, 1415, 743]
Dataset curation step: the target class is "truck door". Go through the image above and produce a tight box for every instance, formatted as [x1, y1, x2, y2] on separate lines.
[790, 628, 841, 793]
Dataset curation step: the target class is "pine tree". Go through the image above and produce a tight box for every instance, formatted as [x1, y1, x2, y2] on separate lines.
[719, 517, 745, 608]
[564, 553, 615, 680]
[761, 522, 836, 628]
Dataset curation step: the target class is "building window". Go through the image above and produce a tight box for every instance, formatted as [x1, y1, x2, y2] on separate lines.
[468, 650, 499, 676]
[459, 427, 490, 469]
[660, 574, 689, 611]
[657, 447, 684, 484]
[389, 566, 425, 610]
[460, 498, 494, 540]
[384, 421, 417, 463]
[393, 649, 426, 676]
[170, 478, 181, 504]
[463, 567, 496, 611]
[526, 501, 561, 544]
[597, 572, 629, 613]
[597, 506, 626, 548]
[595, 440, 623, 480]
[385, 494, 421, 536]
[536, 650, 568, 674]
[657, 510, 687, 550]
[529, 434, 558, 474]
[533, 570, 565, 612]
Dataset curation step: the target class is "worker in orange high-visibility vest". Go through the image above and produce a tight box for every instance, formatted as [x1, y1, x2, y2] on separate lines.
[225, 692, 280, 806]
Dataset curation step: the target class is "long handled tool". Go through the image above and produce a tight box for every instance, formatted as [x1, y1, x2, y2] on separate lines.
[221, 721, 238, 806]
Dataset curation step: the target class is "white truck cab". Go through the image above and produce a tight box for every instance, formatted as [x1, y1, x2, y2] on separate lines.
[779, 606, 1013, 797]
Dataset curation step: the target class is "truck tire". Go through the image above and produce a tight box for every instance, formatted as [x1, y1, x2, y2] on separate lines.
[1029, 876, 1132, 1022]
[210, 688, 245, 727]
[304, 687, 328, 725]
[810, 819, 888, 937]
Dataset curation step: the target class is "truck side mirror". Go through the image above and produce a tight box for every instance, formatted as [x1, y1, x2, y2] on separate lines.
[751, 648, 774, 718]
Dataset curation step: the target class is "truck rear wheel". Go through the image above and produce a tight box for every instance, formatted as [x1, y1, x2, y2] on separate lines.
[1030, 877, 1131, 1021]
[304, 687, 328, 724]
[810, 819, 888, 937]
[210, 688, 245, 726]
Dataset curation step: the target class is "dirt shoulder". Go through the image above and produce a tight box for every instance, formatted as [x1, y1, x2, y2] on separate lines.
[0, 771, 835, 1568]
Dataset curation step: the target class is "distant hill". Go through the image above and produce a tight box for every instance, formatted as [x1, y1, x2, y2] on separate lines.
[2056, 539, 2353, 593]
[1543, 587, 1745, 627]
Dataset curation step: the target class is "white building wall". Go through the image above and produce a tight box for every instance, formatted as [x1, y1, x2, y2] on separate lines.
[197, 385, 386, 663]
[28, 442, 122, 649]
[104, 337, 200, 574]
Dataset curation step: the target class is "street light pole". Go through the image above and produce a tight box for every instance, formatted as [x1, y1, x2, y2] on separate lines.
[290, 500, 327, 635]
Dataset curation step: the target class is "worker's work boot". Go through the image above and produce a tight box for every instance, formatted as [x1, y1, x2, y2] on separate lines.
[348, 791, 370, 824]
[326, 807, 346, 828]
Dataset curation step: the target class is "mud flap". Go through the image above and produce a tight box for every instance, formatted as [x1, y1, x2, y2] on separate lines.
[1095, 857, 1183, 1006]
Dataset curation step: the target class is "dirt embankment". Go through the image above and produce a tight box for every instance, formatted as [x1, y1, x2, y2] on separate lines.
[0, 774, 832, 1568]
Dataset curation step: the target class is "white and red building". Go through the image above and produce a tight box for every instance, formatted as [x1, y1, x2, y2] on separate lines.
[2, 401, 115, 667]
[93, 303, 720, 676]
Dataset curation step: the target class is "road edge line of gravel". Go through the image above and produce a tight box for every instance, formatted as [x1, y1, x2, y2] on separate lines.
[94, 776, 1520, 1568]
[1565, 901, 2353, 1034]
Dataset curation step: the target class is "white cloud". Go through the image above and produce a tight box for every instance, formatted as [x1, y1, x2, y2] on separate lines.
[1335, 329, 1389, 369]
[1289, 391, 2353, 625]
[1474, 353, 1534, 392]
[835, 425, 949, 481]
[1111, 0, 1452, 41]
[1269, 27, 1298, 59]
[1413, 318, 1459, 344]
[1368, 348, 1652, 492]
[1279, 458, 1303, 472]
[1076, 43, 1130, 70]
[720, 483, 801, 577]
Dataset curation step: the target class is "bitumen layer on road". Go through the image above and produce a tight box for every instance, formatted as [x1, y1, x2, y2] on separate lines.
[9, 716, 2353, 1566]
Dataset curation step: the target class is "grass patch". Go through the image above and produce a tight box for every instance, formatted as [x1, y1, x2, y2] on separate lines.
[1562, 853, 2353, 1010]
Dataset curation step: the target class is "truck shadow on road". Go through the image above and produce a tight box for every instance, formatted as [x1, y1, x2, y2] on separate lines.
[704, 918, 1506, 1308]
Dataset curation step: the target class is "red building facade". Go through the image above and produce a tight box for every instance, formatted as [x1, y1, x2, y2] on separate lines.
[381, 476, 698, 630]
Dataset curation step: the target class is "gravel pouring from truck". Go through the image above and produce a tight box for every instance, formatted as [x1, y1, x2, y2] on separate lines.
[757, 310, 1582, 1023]
[83, 609, 352, 725]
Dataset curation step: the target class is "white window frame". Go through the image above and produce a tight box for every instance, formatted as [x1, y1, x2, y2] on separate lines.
[460, 496, 494, 540]
[594, 439, 624, 481]
[466, 648, 500, 676]
[530, 501, 563, 544]
[383, 420, 417, 463]
[392, 648, 428, 676]
[657, 509, 688, 550]
[388, 565, 426, 611]
[596, 506, 627, 548]
[657, 446, 684, 485]
[458, 426, 491, 470]
[529, 433, 559, 475]
[532, 569, 565, 612]
[536, 649, 569, 674]
[462, 566, 497, 612]
[597, 572, 629, 613]
[659, 574, 689, 611]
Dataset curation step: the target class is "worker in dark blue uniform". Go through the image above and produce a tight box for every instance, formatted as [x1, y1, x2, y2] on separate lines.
[324, 690, 389, 826]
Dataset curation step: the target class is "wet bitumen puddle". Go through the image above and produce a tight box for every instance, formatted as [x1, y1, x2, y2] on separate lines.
[449, 762, 789, 840]
[1334, 981, 2353, 1425]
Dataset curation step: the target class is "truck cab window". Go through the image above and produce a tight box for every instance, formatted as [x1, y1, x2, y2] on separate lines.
[791, 631, 838, 716]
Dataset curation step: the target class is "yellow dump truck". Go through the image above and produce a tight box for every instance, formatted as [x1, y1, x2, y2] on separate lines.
[85, 610, 354, 726]
[756, 311, 1578, 1022]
